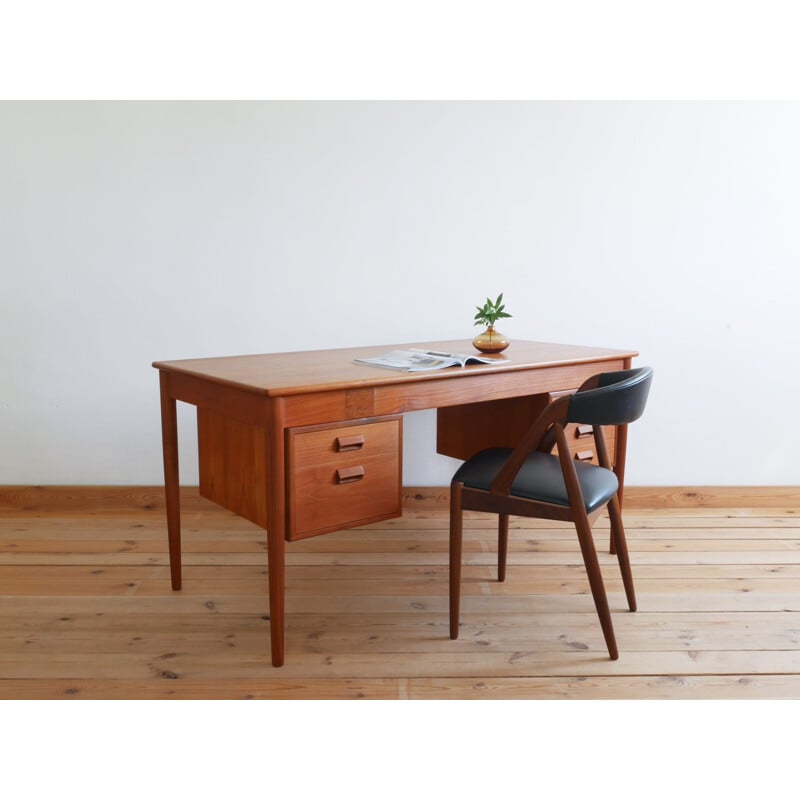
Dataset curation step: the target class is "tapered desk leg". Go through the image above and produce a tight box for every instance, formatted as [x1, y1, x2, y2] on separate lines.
[159, 371, 182, 590]
[610, 357, 633, 555]
[266, 525, 285, 667]
[266, 398, 287, 667]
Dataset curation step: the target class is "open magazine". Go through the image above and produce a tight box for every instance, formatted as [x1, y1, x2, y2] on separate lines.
[354, 348, 498, 372]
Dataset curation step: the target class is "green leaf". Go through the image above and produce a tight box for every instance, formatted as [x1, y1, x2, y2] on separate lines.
[472, 292, 511, 326]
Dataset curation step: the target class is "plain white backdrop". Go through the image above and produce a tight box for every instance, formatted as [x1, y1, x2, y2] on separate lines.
[2, 100, 799, 486]
[3, 4, 799, 798]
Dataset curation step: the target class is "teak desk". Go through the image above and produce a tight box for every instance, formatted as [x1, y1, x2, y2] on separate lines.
[154, 339, 637, 666]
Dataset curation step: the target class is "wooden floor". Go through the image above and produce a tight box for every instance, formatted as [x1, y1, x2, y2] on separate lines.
[2, 486, 800, 699]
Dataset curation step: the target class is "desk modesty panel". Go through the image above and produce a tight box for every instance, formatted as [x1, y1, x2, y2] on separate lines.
[153, 339, 638, 666]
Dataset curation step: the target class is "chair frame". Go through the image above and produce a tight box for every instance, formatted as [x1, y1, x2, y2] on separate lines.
[449, 374, 640, 661]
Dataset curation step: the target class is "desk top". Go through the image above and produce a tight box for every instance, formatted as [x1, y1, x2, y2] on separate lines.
[153, 339, 637, 397]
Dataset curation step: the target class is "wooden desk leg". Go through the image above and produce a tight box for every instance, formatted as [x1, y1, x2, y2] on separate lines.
[266, 525, 285, 666]
[159, 371, 182, 590]
[266, 398, 287, 667]
[610, 357, 633, 555]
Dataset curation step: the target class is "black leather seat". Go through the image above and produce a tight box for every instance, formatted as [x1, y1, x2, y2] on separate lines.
[454, 448, 619, 514]
[448, 366, 653, 660]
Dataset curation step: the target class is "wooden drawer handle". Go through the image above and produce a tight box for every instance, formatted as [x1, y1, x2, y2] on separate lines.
[336, 466, 365, 484]
[574, 450, 594, 462]
[575, 424, 594, 439]
[336, 434, 366, 452]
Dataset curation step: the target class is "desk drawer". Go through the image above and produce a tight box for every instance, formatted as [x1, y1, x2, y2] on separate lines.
[564, 423, 616, 466]
[286, 417, 402, 540]
[291, 418, 400, 466]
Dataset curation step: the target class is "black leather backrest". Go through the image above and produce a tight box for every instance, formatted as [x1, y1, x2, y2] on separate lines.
[567, 367, 653, 426]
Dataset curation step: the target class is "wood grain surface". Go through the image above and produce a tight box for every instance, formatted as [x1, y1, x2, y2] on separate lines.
[1, 485, 799, 698]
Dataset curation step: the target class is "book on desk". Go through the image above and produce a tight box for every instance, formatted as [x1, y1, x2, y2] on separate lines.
[353, 348, 499, 372]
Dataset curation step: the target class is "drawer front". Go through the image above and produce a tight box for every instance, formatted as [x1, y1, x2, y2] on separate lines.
[291, 419, 399, 468]
[287, 417, 402, 540]
[547, 389, 616, 467]
[564, 423, 616, 466]
[290, 452, 400, 539]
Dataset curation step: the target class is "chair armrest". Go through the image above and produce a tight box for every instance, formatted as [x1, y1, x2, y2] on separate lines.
[490, 395, 571, 496]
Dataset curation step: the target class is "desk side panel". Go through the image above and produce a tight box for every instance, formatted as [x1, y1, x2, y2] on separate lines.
[436, 359, 627, 462]
[437, 395, 551, 460]
[198, 407, 269, 528]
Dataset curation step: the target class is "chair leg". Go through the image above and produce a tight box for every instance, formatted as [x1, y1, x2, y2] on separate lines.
[498, 513, 509, 582]
[607, 495, 637, 612]
[573, 508, 619, 660]
[449, 481, 464, 639]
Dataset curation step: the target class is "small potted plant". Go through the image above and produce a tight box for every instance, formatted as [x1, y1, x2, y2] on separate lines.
[472, 293, 512, 353]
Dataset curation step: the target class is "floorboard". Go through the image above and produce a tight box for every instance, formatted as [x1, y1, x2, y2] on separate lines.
[2, 490, 800, 699]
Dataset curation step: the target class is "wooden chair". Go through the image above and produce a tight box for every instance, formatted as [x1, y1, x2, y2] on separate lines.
[448, 366, 653, 660]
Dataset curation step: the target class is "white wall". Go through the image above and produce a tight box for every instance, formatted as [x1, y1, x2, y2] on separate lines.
[2, 101, 799, 487]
